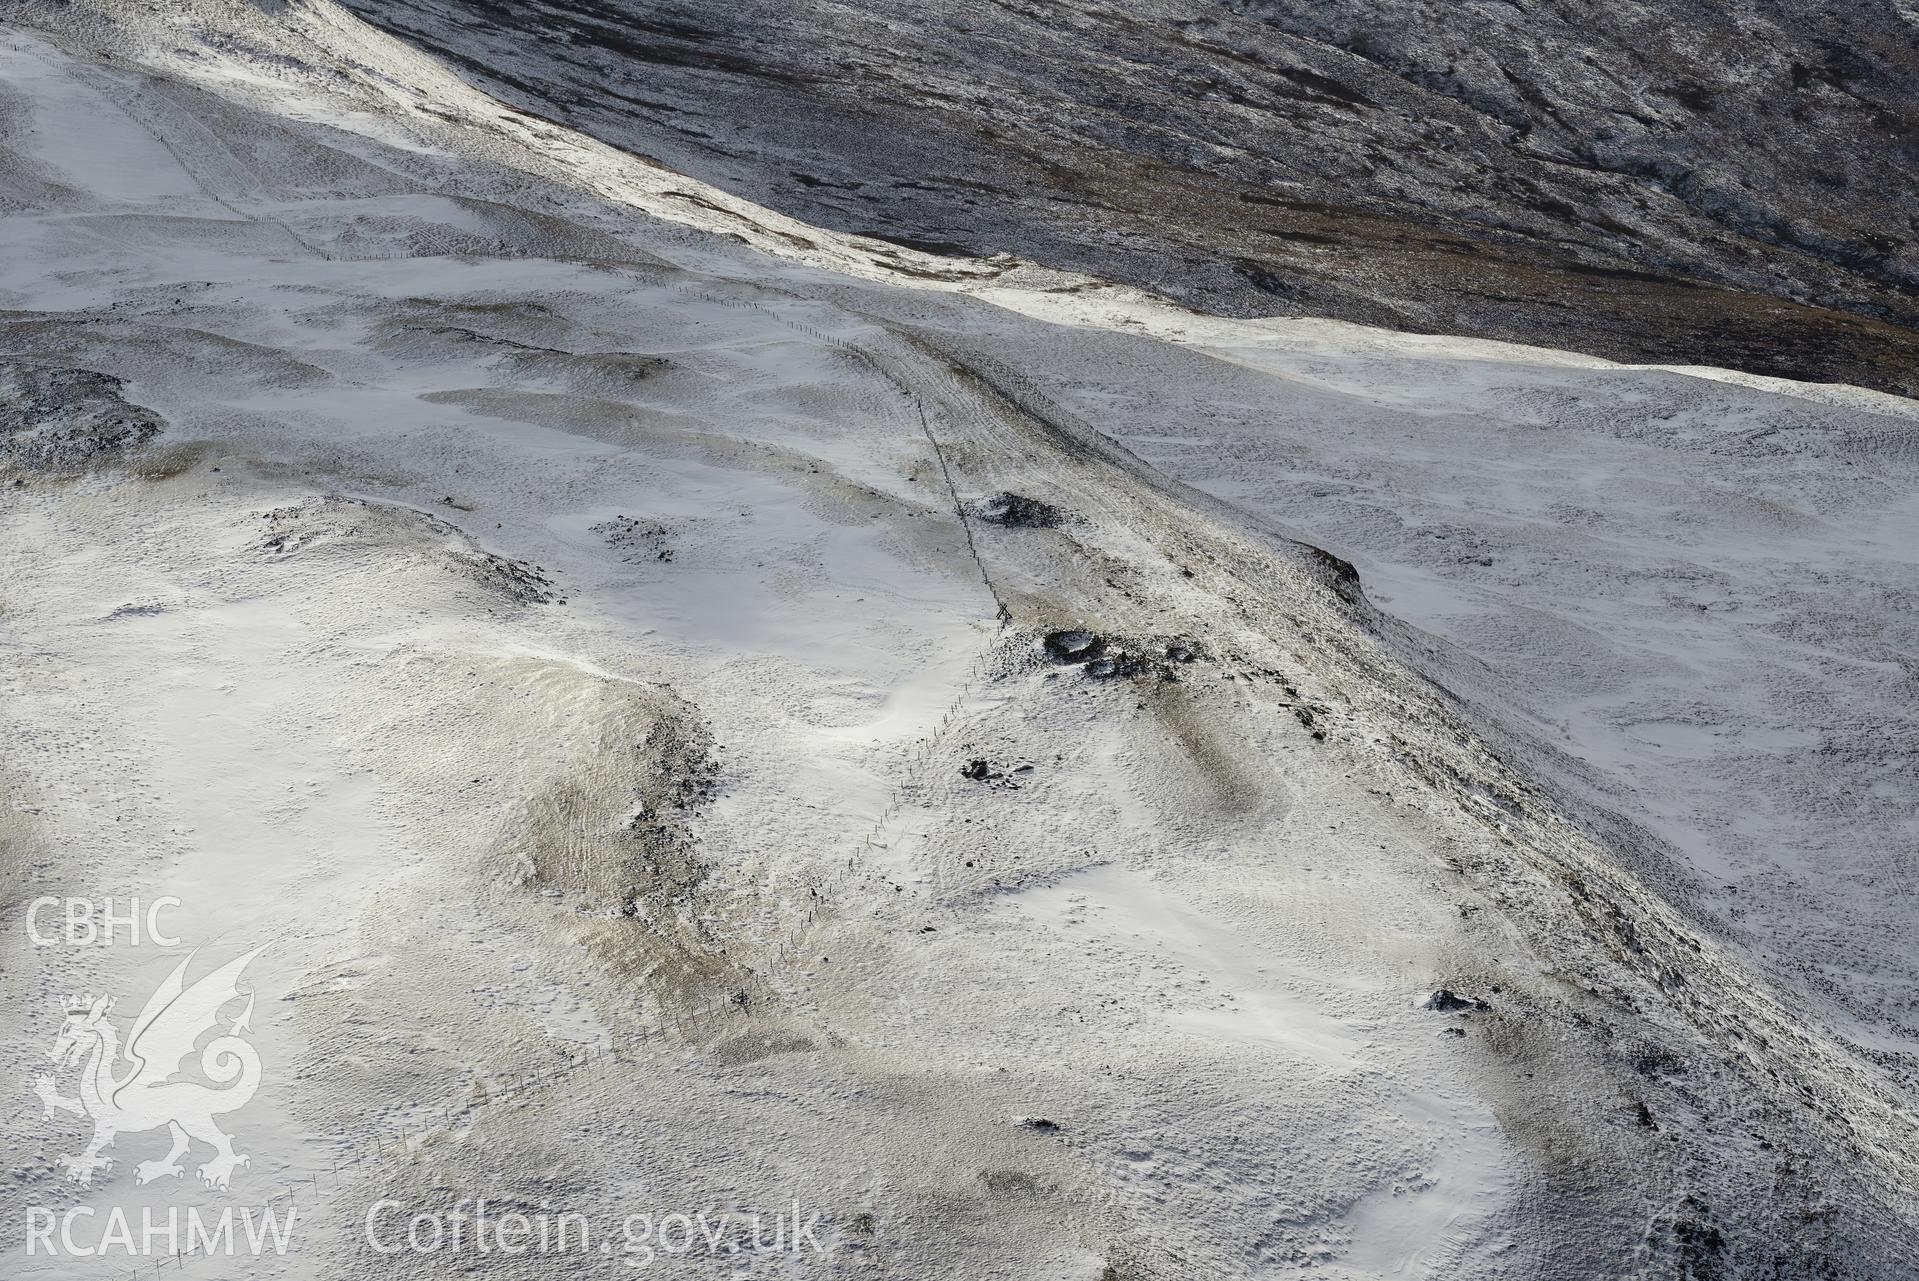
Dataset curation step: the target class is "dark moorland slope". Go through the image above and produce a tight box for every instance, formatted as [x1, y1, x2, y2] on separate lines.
[339, 0, 1919, 393]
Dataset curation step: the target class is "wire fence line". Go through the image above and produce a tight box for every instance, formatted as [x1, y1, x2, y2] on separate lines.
[667, 278, 1010, 616]
[120, 280, 1017, 1278]
[666, 281, 865, 354]
[665, 272, 1019, 949]
[759, 620, 1012, 951]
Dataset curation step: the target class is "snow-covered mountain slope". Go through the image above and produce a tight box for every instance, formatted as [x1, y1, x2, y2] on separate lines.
[1, 2, 1915, 1277]
[329, 0, 1919, 397]
[997, 312, 1919, 1052]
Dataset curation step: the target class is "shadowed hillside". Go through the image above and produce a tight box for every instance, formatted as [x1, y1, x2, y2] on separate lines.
[338, 0, 1919, 394]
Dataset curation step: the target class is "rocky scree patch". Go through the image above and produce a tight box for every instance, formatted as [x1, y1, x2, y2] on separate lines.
[0, 362, 163, 473]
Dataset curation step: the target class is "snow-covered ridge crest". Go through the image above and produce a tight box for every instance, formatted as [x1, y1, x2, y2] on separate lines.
[35, 0, 1919, 426]
[5, 0, 1918, 1273]
[25, 0, 1046, 285]
[27, 0, 1919, 440]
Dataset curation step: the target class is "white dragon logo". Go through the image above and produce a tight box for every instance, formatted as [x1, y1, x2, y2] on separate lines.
[34, 946, 266, 1191]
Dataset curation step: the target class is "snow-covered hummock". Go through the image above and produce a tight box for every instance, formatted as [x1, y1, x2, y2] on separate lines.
[1, 3, 1914, 1278]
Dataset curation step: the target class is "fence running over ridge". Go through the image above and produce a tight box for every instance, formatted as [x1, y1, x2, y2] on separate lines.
[126, 277, 1022, 1277]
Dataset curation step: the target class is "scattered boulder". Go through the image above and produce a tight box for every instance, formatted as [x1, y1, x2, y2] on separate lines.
[1086, 651, 1164, 680]
[592, 514, 674, 562]
[959, 757, 1032, 788]
[1423, 989, 1489, 1013]
[1042, 629, 1203, 682]
[1044, 629, 1102, 660]
[975, 492, 1061, 528]
[1016, 1117, 1062, 1133]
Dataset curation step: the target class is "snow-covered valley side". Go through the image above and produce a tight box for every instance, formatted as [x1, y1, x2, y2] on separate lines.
[976, 314, 1919, 1054]
[1, 3, 1915, 1278]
